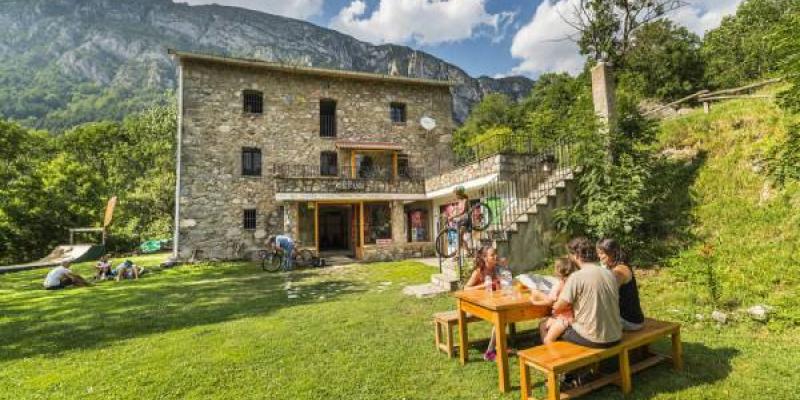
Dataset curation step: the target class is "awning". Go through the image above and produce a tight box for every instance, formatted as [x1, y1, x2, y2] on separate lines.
[335, 141, 403, 151]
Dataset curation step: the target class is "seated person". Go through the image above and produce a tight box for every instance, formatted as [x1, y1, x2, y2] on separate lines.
[267, 234, 295, 271]
[550, 237, 622, 348]
[94, 255, 113, 280]
[114, 260, 144, 281]
[597, 238, 645, 331]
[529, 258, 578, 343]
[43, 261, 89, 290]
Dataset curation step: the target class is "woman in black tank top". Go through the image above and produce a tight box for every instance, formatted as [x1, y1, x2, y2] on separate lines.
[596, 239, 645, 330]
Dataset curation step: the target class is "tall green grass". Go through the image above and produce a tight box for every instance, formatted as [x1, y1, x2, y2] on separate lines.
[654, 97, 800, 329]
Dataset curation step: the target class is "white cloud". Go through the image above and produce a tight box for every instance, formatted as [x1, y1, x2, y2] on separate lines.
[509, 0, 583, 77]
[509, 0, 745, 77]
[329, 0, 514, 45]
[176, 0, 325, 20]
[671, 0, 744, 36]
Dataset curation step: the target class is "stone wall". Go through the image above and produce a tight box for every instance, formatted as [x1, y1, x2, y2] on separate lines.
[177, 59, 453, 260]
[424, 153, 546, 194]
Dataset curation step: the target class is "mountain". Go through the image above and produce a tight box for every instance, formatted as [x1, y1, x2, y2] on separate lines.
[0, 0, 534, 131]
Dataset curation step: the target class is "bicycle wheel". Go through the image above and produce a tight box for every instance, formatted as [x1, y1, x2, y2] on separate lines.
[470, 202, 492, 231]
[261, 251, 282, 272]
[295, 249, 314, 267]
[435, 228, 459, 258]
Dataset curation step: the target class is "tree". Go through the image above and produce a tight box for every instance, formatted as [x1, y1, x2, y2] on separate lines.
[702, 0, 793, 88]
[565, 0, 687, 65]
[452, 94, 521, 161]
[620, 19, 704, 100]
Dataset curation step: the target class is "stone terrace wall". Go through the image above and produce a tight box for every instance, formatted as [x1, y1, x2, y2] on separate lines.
[424, 154, 544, 194]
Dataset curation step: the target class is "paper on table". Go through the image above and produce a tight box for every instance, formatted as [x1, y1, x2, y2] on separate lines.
[516, 273, 558, 292]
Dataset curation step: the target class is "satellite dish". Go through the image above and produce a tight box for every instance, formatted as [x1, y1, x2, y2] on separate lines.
[420, 116, 436, 131]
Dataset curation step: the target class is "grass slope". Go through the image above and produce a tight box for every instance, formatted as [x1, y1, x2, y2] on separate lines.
[654, 96, 800, 329]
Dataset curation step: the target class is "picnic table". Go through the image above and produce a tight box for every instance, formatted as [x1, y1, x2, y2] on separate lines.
[455, 287, 550, 393]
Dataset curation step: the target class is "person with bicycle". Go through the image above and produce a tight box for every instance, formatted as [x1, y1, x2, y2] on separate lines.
[267, 234, 295, 271]
[449, 186, 473, 249]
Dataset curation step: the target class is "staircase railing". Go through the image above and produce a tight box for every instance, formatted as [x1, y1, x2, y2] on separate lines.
[477, 140, 576, 243]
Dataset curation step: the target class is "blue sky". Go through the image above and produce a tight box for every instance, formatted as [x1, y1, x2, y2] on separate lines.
[177, 0, 744, 78]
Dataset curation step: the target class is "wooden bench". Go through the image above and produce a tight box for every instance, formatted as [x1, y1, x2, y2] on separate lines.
[518, 318, 682, 400]
[433, 310, 480, 358]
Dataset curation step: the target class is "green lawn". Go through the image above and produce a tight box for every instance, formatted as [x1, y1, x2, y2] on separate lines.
[1, 256, 798, 399]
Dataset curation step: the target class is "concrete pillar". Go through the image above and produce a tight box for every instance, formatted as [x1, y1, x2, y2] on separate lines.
[591, 62, 617, 160]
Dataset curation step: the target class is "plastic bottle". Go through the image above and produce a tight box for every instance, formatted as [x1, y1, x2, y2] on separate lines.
[484, 275, 493, 293]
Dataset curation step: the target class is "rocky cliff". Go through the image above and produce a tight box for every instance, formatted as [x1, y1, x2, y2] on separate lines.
[0, 0, 534, 130]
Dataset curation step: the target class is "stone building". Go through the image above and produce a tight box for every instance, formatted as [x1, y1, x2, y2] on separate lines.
[170, 50, 458, 262]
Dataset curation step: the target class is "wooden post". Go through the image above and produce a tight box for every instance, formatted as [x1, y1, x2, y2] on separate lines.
[458, 303, 469, 365]
[619, 348, 632, 394]
[350, 151, 356, 178]
[703, 101, 710, 114]
[392, 151, 398, 181]
[359, 201, 365, 258]
[314, 202, 319, 252]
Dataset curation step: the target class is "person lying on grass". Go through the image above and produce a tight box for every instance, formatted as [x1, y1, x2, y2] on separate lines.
[114, 260, 145, 282]
[529, 257, 578, 344]
[596, 238, 645, 331]
[43, 261, 89, 290]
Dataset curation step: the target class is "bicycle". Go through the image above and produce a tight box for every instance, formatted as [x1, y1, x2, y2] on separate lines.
[259, 248, 317, 272]
[434, 201, 493, 258]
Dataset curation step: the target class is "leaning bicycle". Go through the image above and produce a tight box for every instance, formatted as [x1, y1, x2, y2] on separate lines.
[434, 201, 493, 258]
[259, 248, 318, 272]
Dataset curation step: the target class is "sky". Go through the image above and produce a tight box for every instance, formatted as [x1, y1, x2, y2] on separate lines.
[175, 0, 744, 79]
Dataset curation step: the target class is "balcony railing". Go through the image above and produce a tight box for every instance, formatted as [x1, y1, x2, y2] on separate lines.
[273, 163, 425, 194]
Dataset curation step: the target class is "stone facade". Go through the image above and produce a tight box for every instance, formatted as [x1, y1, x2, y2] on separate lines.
[175, 53, 454, 260]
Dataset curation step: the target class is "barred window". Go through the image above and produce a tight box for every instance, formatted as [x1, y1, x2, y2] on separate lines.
[320, 151, 338, 176]
[243, 209, 257, 230]
[243, 90, 263, 114]
[242, 147, 262, 176]
[390, 102, 406, 123]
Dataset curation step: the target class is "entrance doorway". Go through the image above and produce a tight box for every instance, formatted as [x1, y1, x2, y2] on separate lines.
[318, 205, 353, 255]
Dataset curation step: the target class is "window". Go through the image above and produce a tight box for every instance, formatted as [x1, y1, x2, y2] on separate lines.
[364, 202, 392, 244]
[320, 99, 337, 137]
[242, 147, 262, 176]
[243, 209, 257, 230]
[243, 90, 263, 114]
[390, 102, 406, 124]
[397, 154, 410, 178]
[320, 151, 338, 176]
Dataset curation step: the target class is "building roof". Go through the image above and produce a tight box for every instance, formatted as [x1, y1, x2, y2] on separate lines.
[335, 141, 404, 151]
[168, 50, 455, 88]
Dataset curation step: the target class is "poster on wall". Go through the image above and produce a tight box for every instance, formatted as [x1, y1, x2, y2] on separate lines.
[409, 210, 427, 242]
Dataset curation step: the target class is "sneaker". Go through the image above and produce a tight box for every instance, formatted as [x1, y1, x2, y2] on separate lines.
[483, 350, 496, 362]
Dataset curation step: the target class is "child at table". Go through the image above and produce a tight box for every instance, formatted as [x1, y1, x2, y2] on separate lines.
[530, 257, 578, 344]
[464, 245, 506, 361]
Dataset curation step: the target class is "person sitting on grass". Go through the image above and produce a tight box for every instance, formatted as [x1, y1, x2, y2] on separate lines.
[43, 260, 89, 290]
[267, 234, 295, 271]
[114, 260, 144, 281]
[596, 238, 645, 331]
[529, 257, 579, 344]
[464, 245, 507, 361]
[549, 237, 622, 348]
[94, 255, 112, 280]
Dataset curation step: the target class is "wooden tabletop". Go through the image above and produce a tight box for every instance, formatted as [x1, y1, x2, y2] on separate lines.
[455, 288, 549, 312]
